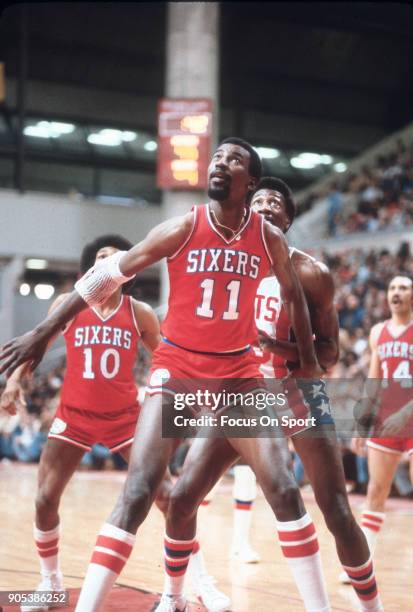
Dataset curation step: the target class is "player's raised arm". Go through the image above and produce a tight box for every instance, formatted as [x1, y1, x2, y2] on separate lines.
[302, 261, 339, 370]
[0, 213, 194, 377]
[263, 222, 322, 378]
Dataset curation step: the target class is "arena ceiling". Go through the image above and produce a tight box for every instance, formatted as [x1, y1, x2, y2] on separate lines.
[1, 2, 412, 194]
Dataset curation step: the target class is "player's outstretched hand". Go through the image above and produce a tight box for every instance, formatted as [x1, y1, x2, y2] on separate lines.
[0, 380, 27, 415]
[379, 408, 411, 436]
[0, 330, 48, 378]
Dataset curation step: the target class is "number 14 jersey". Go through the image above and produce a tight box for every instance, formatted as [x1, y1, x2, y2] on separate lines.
[61, 295, 140, 413]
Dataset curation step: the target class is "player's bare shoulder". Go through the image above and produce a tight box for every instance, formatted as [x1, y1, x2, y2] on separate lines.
[131, 298, 156, 320]
[291, 249, 334, 304]
[163, 210, 197, 240]
[262, 219, 289, 261]
[131, 298, 160, 332]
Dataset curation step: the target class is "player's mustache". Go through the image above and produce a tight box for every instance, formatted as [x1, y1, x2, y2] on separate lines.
[210, 170, 231, 182]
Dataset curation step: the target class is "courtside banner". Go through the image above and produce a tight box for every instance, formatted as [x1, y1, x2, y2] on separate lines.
[157, 378, 413, 439]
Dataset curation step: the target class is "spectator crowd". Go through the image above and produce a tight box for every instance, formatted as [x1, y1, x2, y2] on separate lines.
[300, 139, 413, 237]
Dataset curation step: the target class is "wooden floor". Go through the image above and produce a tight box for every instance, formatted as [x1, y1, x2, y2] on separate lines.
[1, 463, 412, 611]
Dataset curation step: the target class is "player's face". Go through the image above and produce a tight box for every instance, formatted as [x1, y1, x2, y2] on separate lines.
[251, 189, 290, 232]
[94, 246, 119, 265]
[207, 143, 254, 202]
[387, 276, 413, 315]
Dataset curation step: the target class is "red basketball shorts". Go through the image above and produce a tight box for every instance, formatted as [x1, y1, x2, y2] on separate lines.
[146, 341, 263, 399]
[367, 437, 413, 456]
[48, 402, 140, 452]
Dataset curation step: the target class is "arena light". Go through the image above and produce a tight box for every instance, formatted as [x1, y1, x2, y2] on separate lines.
[19, 283, 30, 296]
[144, 140, 158, 151]
[254, 147, 280, 159]
[121, 131, 137, 142]
[26, 258, 48, 270]
[34, 284, 55, 300]
[320, 154, 333, 164]
[290, 156, 317, 170]
[24, 125, 53, 138]
[24, 121, 75, 138]
[39, 121, 75, 134]
[334, 162, 347, 173]
[88, 129, 122, 146]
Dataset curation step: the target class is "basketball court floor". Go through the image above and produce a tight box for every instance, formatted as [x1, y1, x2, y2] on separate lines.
[1, 463, 411, 611]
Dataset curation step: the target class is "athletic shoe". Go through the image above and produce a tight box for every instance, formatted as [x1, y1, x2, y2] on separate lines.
[191, 574, 231, 612]
[231, 544, 261, 563]
[338, 570, 351, 584]
[153, 594, 187, 612]
[21, 572, 64, 611]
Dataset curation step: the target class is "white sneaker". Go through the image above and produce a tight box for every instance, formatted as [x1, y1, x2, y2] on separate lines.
[192, 574, 231, 612]
[21, 573, 64, 611]
[231, 544, 260, 564]
[154, 594, 187, 612]
[338, 570, 351, 585]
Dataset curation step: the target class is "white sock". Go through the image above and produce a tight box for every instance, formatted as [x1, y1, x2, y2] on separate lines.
[342, 557, 383, 611]
[34, 523, 61, 576]
[276, 513, 330, 612]
[163, 533, 195, 598]
[232, 466, 256, 550]
[361, 510, 385, 555]
[188, 540, 207, 582]
[75, 523, 135, 612]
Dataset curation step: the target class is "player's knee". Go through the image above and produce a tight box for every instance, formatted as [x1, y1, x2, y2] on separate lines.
[122, 476, 153, 519]
[263, 478, 301, 517]
[35, 488, 60, 515]
[367, 478, 389, 506]
[322, 493, 355, 536]
[168, 482, 197, 521]
[155, 483, 171, 516]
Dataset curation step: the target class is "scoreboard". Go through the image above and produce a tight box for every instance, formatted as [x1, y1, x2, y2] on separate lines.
[157, 98, 213, 190]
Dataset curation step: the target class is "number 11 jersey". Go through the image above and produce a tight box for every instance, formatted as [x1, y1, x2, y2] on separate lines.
[161, 204, 272, 353]
[61, 295, 140, 413]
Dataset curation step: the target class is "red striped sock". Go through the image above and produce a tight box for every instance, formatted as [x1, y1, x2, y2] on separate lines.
[75, 523, 135, 612]
[276, 514, 330, 611]
[342, 557, 383, 611]
[361, 510, 385, 554]
[163, 533, 196, 597]
[34, 523, 60, 576]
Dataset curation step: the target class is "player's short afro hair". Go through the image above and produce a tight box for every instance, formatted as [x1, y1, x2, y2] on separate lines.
[80, 234, 135, 294]
[219, 137, 262, 182]
[253, 176, 297, 229]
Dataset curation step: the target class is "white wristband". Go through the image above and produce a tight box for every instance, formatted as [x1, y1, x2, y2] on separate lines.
[74, 251, 134, 307]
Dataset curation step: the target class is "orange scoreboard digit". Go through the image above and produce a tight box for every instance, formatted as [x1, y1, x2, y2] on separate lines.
[157, 98, 213, 190]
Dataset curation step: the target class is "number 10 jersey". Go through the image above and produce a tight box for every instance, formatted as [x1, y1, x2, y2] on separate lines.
[60, 295, 140, 413]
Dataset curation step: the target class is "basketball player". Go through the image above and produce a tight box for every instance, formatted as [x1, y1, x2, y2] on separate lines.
[159, 178, 383, 612]
[0, 138, 328, 612]
[347, 275, 413, 575]
[0, 235, 229, 612]
[252, 178, 383, 607]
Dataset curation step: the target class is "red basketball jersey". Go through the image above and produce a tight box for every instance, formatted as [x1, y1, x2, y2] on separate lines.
[162, 204, 272, 353]
[376, 319, 413, 420]
[61, 295, 140, 413]
[376, 319, 413, 379]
